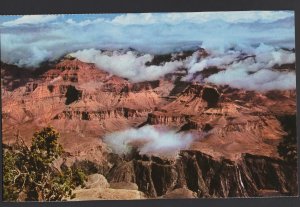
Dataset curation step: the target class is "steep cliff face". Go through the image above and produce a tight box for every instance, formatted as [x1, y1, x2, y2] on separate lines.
[53, 108, 149, 121]
[147, 111, 189, 126]
[1, 62, 33, 91]
[146, 84, 217, 127]
[106, 151, 298, 198]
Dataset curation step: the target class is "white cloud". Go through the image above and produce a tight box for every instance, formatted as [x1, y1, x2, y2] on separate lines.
[1, 11, 293, 27]
[107, 11, 294, 25]
[254, 44, 296, 67]
[70, 49, 183, 82]
[1, 13, 294, 67]
[206, 68, 295, 91]
[0, 12, 295, 91]
[2, 15, 59, 26]
[111, 13, 157, 25]
[104, 125, 194, 157]
[69, 44, 296, 91]
[186, 51, 240, 74]
[202, 44, 296, 91]
[65, 17, 105, 26]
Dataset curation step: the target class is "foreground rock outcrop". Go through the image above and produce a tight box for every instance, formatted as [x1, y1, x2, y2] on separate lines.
[69, 174, 145, 200]
[106, 151, 298, 198]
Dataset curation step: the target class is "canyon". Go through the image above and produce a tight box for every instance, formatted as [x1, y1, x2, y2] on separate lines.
[1, 49, 297, 199]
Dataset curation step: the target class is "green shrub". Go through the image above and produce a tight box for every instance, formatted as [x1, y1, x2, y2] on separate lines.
[3, 127, 87, 201]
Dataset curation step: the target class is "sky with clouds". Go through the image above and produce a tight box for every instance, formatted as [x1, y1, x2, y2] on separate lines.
[0, 11, 295, 64]
[0, 11, 296, 91]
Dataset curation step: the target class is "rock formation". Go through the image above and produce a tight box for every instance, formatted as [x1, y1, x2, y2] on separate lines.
[1, 50, 297, 199]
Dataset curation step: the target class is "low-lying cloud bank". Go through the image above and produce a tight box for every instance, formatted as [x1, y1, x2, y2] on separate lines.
[187, 44, 296, 91]
[69, 43, 296, 91]
[69, 49, 183, 82]
[103, 125, 194, 158]
[0, 12, 294, 67]
[0, 12, 296, 91]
